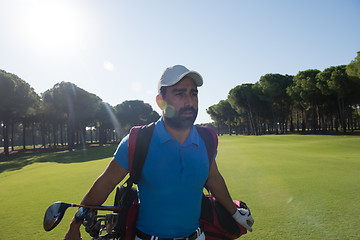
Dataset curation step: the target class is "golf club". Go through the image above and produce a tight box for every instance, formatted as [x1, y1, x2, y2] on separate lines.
[43, 201, 121, 231]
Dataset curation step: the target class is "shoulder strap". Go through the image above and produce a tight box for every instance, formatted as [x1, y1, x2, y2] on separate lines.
[128, 122, 155, 184]
[196, 126, 218, 193]
[195, 126, 218, 169]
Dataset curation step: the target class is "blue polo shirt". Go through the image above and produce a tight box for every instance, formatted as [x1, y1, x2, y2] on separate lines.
[114, 118, 211, 238]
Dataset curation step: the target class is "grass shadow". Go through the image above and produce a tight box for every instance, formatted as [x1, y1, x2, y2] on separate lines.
[0, 144, 118, 173]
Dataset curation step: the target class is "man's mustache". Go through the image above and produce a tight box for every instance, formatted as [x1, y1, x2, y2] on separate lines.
[179, 107, 196, 115]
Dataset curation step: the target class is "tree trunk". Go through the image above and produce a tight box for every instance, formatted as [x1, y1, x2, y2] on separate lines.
[311, 103, 316, 134]
[32, 122, 36, 149]
[227, 115, 231, 136]
[296, 111, 300, 132]
[41, 128, 46, 148]
[301, 110, 306, 132]
[81, 126, 86, 147]
[53, 124, 57, 149]
[247, 104, 257, 135]
[60, 124, 64, 146]
[335, 117, 339, 132]
[337, 97, 346, 133]
[3, 121, 9, 156]
[67, 117, 75, 151]
[11, 120, 15, 151]
[90, 129, 93, 143]
[216, 121, 220, 136]
[289, 114, 294, 133]
[23, 121, 27, 150]
[48, 128, 51, 149]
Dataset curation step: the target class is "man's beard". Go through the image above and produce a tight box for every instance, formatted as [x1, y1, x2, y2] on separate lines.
[164, 106, 198, 130]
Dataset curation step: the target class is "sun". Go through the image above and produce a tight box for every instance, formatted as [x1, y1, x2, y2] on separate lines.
[20, 1, 86, 56]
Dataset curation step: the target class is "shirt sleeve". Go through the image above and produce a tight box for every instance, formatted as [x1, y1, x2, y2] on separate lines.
[113, 134, 129, 171]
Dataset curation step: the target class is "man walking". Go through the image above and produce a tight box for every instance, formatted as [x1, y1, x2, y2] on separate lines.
[64, 65, 253, 240]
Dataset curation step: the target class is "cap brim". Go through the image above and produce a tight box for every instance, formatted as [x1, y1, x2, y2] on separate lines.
[178, 71, 203, 87]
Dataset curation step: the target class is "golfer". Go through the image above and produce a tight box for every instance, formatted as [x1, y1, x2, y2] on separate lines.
[64, 65, 254, 240]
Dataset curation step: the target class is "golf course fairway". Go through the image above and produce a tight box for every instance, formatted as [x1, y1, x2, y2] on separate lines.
[0, 135, 359, 239]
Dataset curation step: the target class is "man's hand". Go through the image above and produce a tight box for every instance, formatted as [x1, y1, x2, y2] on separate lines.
[232, 207, 254, 232]
[63, 229, 82, 240]
[63, 220, 82, 240]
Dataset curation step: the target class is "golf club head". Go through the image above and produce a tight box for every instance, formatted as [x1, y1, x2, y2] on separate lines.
[43, 202, 71, 231]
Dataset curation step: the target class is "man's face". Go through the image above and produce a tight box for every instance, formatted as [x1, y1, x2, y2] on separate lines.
[161, 77, 198, 130]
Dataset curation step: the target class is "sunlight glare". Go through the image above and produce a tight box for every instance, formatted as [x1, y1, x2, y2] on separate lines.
[103, 103, 122, 138]
[21, 1, 85, 55]
[103, 61, 115, 71]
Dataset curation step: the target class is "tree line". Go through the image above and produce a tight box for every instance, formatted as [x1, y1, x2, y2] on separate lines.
[0, 74, 160, 156]
[2, 52, 360, 156]
[207, 51, 360, 135]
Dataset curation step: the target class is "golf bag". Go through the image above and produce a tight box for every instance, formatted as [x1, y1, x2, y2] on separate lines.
[78, 179, 138, 240]
[113, 180, 139, 240]
[200, 194, 247, 240]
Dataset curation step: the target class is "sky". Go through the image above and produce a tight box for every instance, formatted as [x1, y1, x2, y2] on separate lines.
[0, 0, 359, 124]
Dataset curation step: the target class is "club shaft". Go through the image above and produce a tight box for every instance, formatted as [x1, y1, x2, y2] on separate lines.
[71, 203, 121, 211]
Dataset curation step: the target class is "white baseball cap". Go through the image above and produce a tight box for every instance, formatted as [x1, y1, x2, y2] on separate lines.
[158, 65, 203, 93]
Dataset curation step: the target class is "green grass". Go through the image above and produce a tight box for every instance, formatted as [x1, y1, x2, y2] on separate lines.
[0, 136, 359, 239]
[0, 145, 119, 240]
[216, 135, 360, 239]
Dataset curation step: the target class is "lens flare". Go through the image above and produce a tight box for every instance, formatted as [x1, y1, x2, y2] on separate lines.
[103, 103, 122, 139]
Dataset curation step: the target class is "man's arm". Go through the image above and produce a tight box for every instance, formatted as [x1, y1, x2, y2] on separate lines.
[64, 158, 128, 240]
[206, 160, 254, 232]
[80, 158, 128, 205]
[206, 161, 237, 215]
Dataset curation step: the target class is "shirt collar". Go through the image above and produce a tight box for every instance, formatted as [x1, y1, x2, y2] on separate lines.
[156, 117, 200, 146]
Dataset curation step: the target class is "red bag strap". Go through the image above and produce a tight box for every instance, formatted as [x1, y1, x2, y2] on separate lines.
[128, 123, 155, 184]
[128, 126, 141, 174]
[195, 126, 218, 169]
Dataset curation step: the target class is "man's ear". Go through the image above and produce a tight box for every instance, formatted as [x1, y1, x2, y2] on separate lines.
[156, 95, 166, 110]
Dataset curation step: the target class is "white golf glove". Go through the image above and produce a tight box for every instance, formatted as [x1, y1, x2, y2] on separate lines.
[232, 207, 254, 232]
